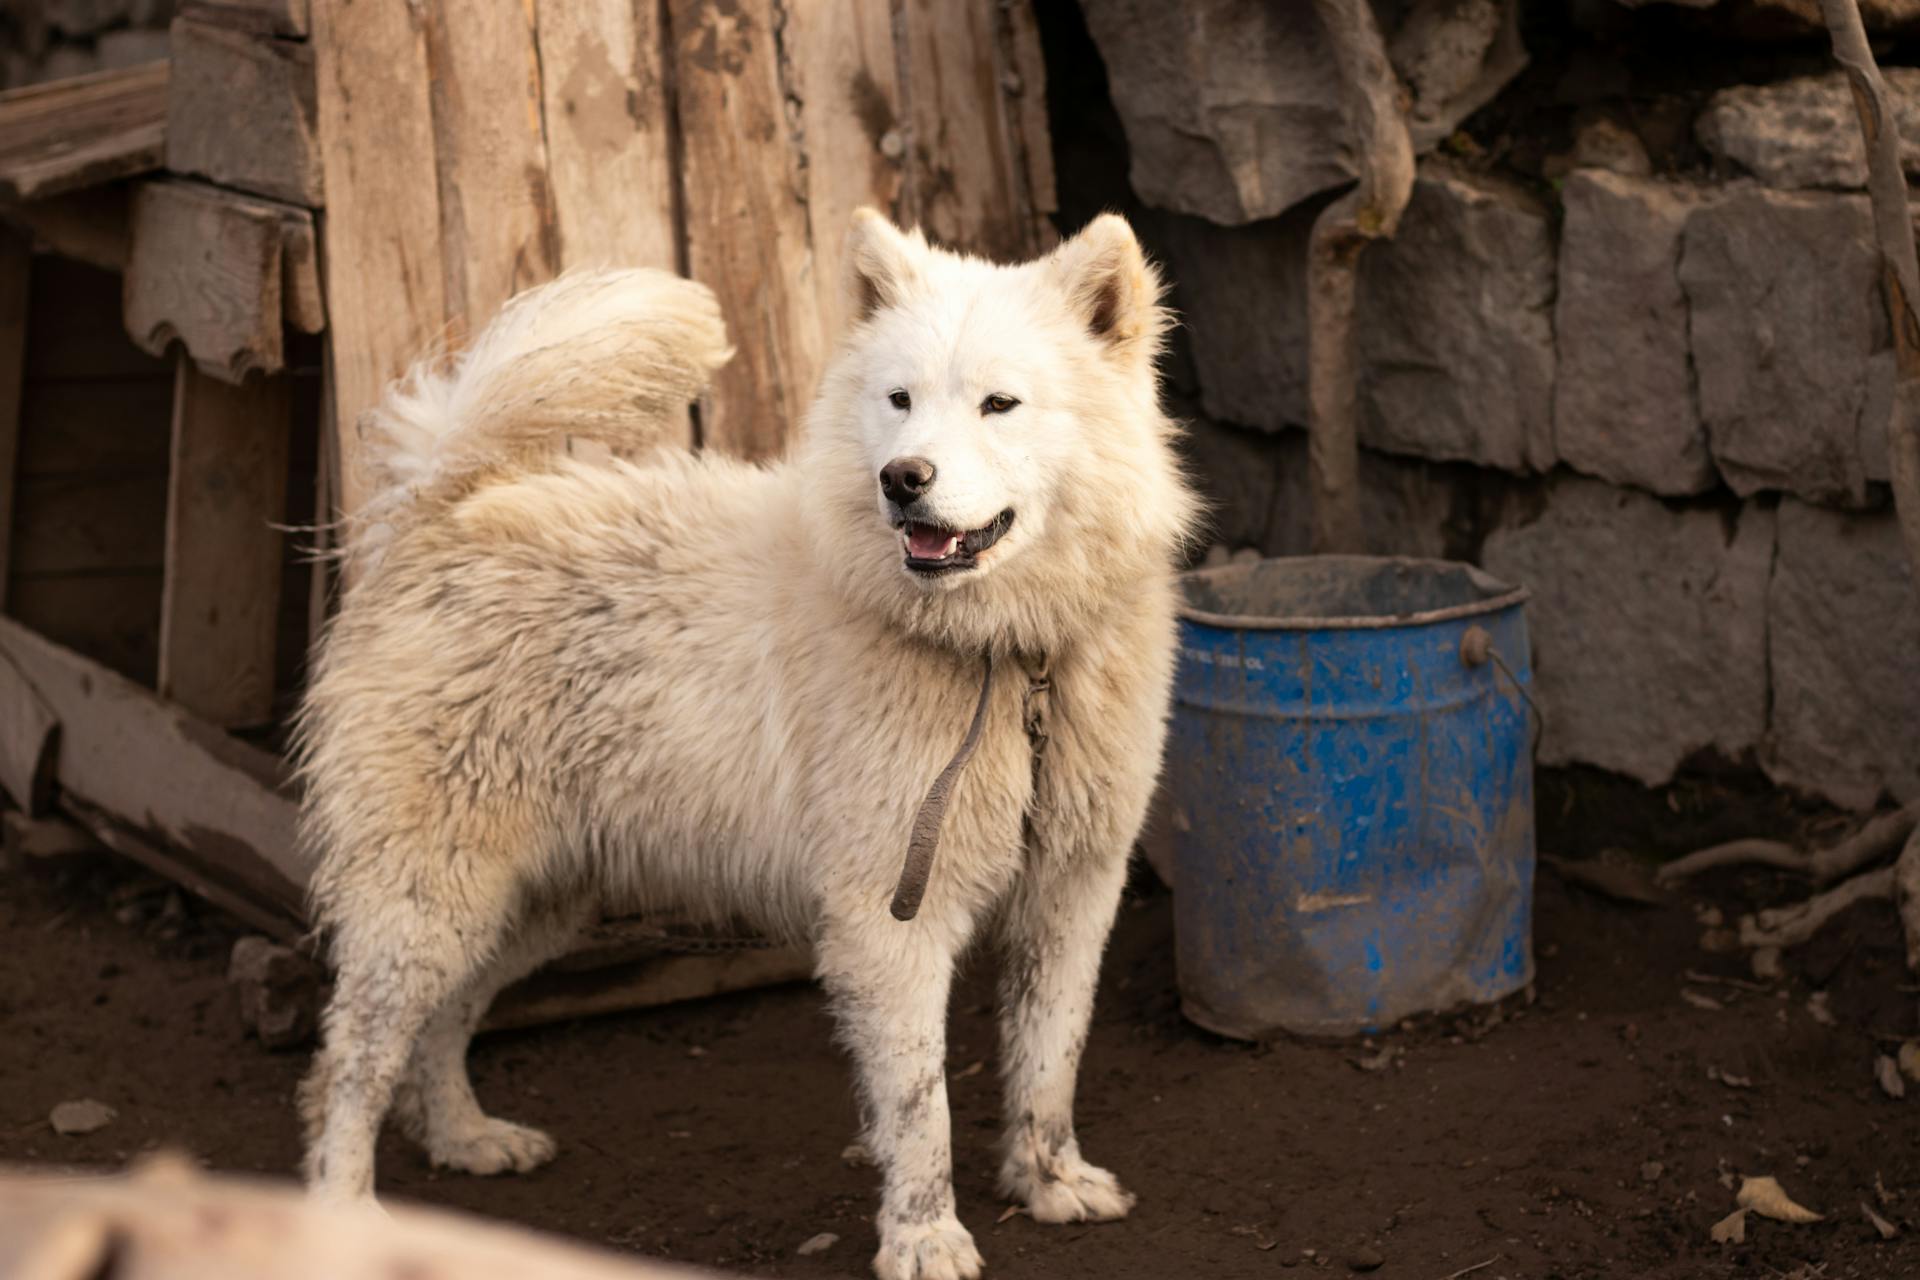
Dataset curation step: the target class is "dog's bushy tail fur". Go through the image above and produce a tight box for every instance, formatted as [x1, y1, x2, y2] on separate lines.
[349, 268, 732, 566]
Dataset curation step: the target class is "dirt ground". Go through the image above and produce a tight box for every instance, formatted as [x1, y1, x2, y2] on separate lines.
[3, 841, 1918, 1280]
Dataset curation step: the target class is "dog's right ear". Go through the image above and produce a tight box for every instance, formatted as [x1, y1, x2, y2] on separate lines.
[845, 208, 926, 322]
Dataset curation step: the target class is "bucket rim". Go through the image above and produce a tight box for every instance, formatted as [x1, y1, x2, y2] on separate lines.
[1177, 554, 1530, 633]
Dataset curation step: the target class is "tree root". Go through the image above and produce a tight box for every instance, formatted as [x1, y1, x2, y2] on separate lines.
[1656, 805, 1916, 886]
[1738, 866, 1897, 950]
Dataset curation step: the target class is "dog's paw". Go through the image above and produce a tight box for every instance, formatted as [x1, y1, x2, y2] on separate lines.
[1000, 1151, 1136, 1224]
[872, 1217, 984, 1280]
[428, 1117, 557, 1176]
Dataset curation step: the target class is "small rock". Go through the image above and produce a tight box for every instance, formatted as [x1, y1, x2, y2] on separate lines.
[1681, 989, 1724, 1012]
[229, 936, 322, 1051]
[50, 1099, 115, 1136]
[1863, 1200, 1900, 1240]
[797, 1231, 839, 1256]
[1807, 992, 1836, 1026]
[1346, 1243, 1385, 1272]
[1750, 946, 1783, 981]
[1641, 1161, 1665, 1183]
[1876, 1054, 1907, 1100]
[1899, 1041, 1920, 1083]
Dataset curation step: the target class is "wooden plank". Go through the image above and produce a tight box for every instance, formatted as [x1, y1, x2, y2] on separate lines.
[534, 0, 679, 273]
[181, 0, 310, 39]
[0, 226, 24, 612]
[4, 572, 163, 685]
[997, 0, 1059, 253]
[65, 795, 304, 942]
[421, 0, 557, 339]
[14, 382, 173, 478]
[669, 0, 824, 459]
[0, 62, 169, 203]
[786, 0, 905, 343]
[0, 647, 57, 816]
[279, 209, 325, 333]
[310, 0, 445, 524]
[0, 613, 307, 911]
[21, 254, 162, 380]
[896, 0, 1050, 262]
[166, 19, 322, 207]
[0, 184, 131, 273]
[158, 358, 292, 728]
[485, 943, 812, 1032]
[124, 179, 286, 382]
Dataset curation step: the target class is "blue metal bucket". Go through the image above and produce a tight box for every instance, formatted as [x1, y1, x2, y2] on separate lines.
[1168, 556, 1536, 1039]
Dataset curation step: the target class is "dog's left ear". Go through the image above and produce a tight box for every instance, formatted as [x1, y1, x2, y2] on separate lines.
[1048, 214, 1165, 356]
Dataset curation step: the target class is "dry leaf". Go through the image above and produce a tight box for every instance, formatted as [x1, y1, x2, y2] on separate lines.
[1710, 1209, 1747, 1243]
[1877, 1171, 1896, 1206]
[1876, 1054, 1907, 1100]
[1681, 989, 1724, 1012]
[953, 1060, 985, 1080]
[797, 1232, 839, 1256]
[840, 1142, 874, 1168]
[1737, 1175, 1824, 1223]
[1862, 1201, 1898, 1240]
[996, 1204, 1024, 1224]
[1807, 992, 1836, 1026]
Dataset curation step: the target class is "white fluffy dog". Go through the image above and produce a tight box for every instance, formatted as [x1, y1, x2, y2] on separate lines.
[297, 208, 1198, 1280]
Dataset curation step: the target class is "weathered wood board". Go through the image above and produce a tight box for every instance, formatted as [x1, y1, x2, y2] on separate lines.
[0, 227, 24, 612]
[181, 0, 311, 39]
[0, 646, 57, 817]
[0, 62, 168, 203]
[166, 18, 323, 207]
[124, 180, 286, 381]
[158, 360, 293, 728]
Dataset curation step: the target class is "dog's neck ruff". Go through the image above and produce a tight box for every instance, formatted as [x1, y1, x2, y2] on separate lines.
[888, 651, 1050, 921]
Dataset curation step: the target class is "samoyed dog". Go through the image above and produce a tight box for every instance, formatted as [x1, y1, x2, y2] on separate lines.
[298, 208, 1198, 1280]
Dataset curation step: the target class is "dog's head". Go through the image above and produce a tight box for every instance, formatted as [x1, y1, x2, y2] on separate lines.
[799, 210, 1199, 654]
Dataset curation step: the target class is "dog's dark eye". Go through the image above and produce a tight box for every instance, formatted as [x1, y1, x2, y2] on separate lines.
[982, 393, 1020, 415]
[888, 389, 912, 411]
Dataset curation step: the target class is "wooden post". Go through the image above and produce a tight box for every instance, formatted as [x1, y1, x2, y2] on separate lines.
[0, 226, 25, 613]
[158, 357, 292, 728]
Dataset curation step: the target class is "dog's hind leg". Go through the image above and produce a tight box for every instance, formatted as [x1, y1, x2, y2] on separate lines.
[994, 847, 1136, 1224]
[301, 877, 515, 1206]
[394, 902, 588, 1176]
[819, 913, 983, 1280]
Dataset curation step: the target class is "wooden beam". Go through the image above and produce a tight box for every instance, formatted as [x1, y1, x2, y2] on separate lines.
[0, 647, 56, 817]
[181, 0, 310, 39]
[310, 0, 445, 526]
[124, 180, 286, 382]
[485, 944, 812, 1032]
[166, 19, 322, 207]
[669, 0, 824, 459]
[0, 184, 130, 273]
[0, 62, 168, 204]
[0, 613, 308, 913]
[0, 225, 23, 610]
[1, 809, 102, 862]
[158, 358, 293, 729]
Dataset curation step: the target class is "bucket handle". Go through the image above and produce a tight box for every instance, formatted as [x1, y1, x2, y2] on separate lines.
[1461, 625, 1543, 756]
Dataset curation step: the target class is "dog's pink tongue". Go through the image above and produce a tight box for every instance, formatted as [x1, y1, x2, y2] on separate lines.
[908, 526, 956, 559]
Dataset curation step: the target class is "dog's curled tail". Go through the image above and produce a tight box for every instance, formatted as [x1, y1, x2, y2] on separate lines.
[349, 268, 732, 560]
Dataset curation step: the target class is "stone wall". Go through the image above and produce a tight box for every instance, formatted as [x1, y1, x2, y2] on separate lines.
[0, 0, 172, 90]
[1065, 0, 1920, 811]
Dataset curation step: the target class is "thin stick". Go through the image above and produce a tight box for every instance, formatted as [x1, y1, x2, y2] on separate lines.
[1436, 1259, 1499, 1280]
[1307, 0, 1414, 553]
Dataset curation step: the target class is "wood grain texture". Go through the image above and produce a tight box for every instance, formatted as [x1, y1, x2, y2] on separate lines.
[158, 359, 293, 728]
[310, 0, 446, 525]
[124, 179, 287, 382]
[486, 943, 812, 1031]
[422, 0, 558, 339]
[9, 472, 169, 575]
[180, 0, 311, 38]
[166, 19, 323, 206]
[0, 62, 168, 202]
[669, 0, 824, 459]
[278, 208, 326, 333]
[0, 613, 307, 907]
[0, 228, 24, 612]
[0, 646, 57, 817]
[786, 0, 904, 344]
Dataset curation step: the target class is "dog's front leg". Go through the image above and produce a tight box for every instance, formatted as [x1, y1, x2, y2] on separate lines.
[820, 917, 981, 1280]
[995, 846, 1136, 1223]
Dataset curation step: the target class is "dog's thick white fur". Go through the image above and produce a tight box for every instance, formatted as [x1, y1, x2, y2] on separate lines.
[297, 209, 1198, 1280]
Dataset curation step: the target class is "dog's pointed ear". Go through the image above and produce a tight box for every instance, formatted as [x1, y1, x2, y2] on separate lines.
[1048, 213, 1165, 355]
[845, 208, 926, 323]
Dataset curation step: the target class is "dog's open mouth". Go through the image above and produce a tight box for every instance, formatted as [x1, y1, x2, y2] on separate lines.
[900, 509, 1015, 575]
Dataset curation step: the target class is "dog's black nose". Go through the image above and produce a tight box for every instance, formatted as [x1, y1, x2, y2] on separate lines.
[879, 456, 937, 506]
